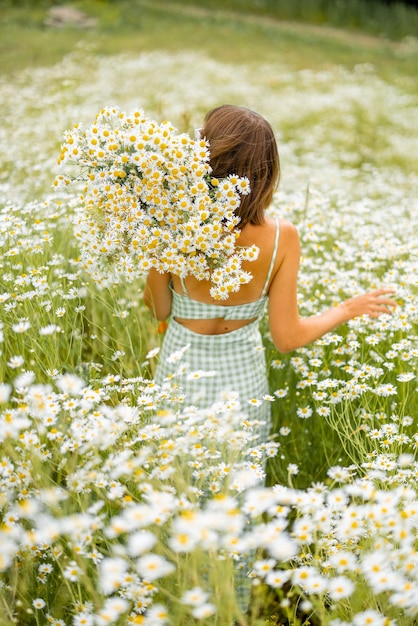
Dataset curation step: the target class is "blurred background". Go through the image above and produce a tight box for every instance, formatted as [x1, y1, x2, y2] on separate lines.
[1, 0, 418, 77]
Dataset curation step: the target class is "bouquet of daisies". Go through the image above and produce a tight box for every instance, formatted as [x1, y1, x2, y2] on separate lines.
[54, 107, 258, 300]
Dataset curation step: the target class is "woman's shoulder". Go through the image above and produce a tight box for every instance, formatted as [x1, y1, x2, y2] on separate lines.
[275, 217, 299, 243]
[265, 215, 299, 245]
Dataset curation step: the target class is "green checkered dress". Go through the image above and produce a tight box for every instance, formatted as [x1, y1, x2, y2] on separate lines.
[155, 218, 279, 443]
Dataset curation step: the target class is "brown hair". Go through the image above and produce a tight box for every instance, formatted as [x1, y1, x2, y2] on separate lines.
[202, 104, 280, 227]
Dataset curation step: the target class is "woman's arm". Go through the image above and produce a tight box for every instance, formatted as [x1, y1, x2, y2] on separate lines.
[268, 221, 396, 354]
[143, 269, 172, 321]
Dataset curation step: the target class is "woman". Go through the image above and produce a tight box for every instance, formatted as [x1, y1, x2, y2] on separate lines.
[144, 104, 395, 438]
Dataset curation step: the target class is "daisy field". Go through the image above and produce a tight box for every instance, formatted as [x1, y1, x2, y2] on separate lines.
[0, 2, 417, 624]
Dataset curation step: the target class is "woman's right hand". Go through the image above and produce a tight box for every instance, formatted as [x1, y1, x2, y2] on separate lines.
[340, 288, 397, 320]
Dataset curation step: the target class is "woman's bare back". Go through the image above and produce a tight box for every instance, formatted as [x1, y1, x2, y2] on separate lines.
[171, 216, 281, 335]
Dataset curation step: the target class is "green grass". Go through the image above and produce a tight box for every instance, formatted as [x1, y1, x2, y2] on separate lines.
[4, 0, 418, 40]
[1, 0, 417, 81]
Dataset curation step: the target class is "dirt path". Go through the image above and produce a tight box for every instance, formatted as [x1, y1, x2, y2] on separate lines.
[138, 0, 413, 52]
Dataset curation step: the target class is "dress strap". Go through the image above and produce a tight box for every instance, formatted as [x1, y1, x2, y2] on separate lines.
[261, 217, 280, 297]
[179, 276, 189, 296]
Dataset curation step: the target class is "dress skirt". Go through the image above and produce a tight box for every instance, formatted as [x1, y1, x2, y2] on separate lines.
[155, 318, 271, 443]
